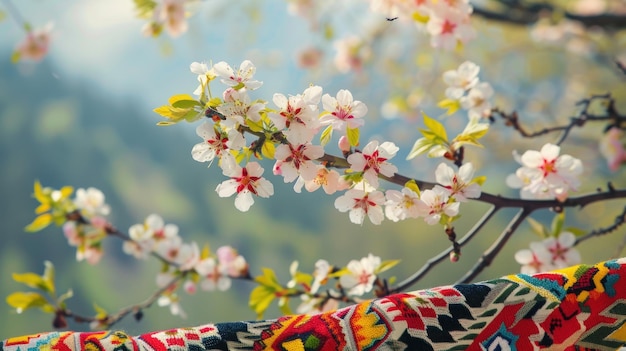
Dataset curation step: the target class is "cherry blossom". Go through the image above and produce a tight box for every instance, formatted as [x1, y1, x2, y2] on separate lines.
[293, 165, 348, 195]
[191, 122, 245, 166]
[514, 242, 554, 274]
[157, 0, 188, 38]
[157, 294, 186, 318]
[320, 90, 367, 133]
[273, 142, 324, 183]
[310, 259, 331, 294]
[14, 23, 53, 62]
[416, 187, 460, 225]
[384, 187, 421, 222]
[332, 35, 371, 73]
[506, 143, 583, 201]
[195, 257, 231, 291]
[213, 60, 263, 91]
[460, 82, 494, 119]
[543, 232, 581, 268]
[217, 89, 265, 124]
[514, 232, 581, 273]
[296, 46, 324, 69]
[74, 187, 110, 217]
[347, 141, 399, 188]
[268, 86, 322, 144]
[339, 254, 381, 296]
[443, 61, 480, 100]
[216, 162, 274, 212]
[334, 184, 386, 225]
[426, 3, 475, 50]
[599, 127, 626, 172]
[434, 162, 481, 202]
[190, 62, 216, 97]
[216, 246, 248, 277]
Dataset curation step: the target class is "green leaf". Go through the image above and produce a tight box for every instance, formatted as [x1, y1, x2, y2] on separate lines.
[249, 285, 275, 319]
[437, 99, 460, 115]
[406, 138, 433, 160]
[93, 304, 108, 319]
[404, 180, 421, 196]
[24, 213, 53, 232]
[472, 175, 487, 186]
[171, 99, 200, 109]
[551, 211, 565, 236]
[527, 217, 549, 238]
[43, 261, 55, 295]
[327, 267, 349, 279]
[12, 273, 47, 291]
[320, 125, 333, 146]
[261, 141, 276, 159]
[57, 289, 73, 309]
[346, 126, 359, 147]
[246, 118, 264, 133]
[376, 260, 400, 274]
[421, 114, 448, 142]
[255, 268, 282, 289]
[10, 51, 20, 63]
[6, 292, 51, 313]
[0, 10, 6, 21]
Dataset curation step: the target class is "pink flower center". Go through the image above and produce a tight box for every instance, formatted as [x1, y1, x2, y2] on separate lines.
[441, 20, 457, 35]
[540, 159, 557, 177]
[235, 168, 261, 194]
[364, 150, 387, 172]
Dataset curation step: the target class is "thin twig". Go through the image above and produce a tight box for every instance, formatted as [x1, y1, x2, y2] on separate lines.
[390, 206, 500, 293]
[456, 208, 532, 284]
[575, 205, 626, 246]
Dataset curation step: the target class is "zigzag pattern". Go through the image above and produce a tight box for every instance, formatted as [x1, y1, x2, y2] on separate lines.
[3, 259, 626, 350]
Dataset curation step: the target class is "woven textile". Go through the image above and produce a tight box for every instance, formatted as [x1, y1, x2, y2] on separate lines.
[3, 259, 626, 350]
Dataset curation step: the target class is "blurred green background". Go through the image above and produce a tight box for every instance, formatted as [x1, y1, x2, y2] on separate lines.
[1, 0, 626, 340]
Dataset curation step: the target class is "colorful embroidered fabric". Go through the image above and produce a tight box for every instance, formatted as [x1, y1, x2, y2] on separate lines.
[4, 259, 626, 350]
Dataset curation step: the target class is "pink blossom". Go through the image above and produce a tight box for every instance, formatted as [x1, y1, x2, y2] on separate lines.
[426, 3, 475, 50]
[293, 165, 348, 195]
[216, 246, 248, 277]
[339, 254, 381, 296]
[434, 162, 481, 202]
[320, 90, 367, 134]
[158, 0, 188, 38]
[332, 36, 371, 73]
[191, 122, 245, 166]
[599, 127, 626, 172]
[213, 60, 263, 91]
[384, 187, 421, 222]
[347, 141, 399, 188]
[506, 143, 583, 201]
[274, 143, 324, 183]
[443, 61, 480, 100]
[296, 47, 324, 69]
[216, 162, 274, 212]
[334, 185, 385, 225]
[268, 86, 322, 144]
[14, 23, 53, 62]
[195, 257, 231, 291]
[416, 187, 460, 225]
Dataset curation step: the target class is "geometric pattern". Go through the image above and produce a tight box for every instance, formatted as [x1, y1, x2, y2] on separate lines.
[3, 258, 626, 350]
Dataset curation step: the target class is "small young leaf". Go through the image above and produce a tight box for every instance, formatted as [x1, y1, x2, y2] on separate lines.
[406, 138, 433, 160]
[376, 260, 400, 274]
[319, 125, 333, 146]
[261, 140, 276, 159]
[347, 126, 360, 147]
[422, 114, 448, 142]
[249, 285, 275, 319]
[437, 99, 461, 115]
[24, 214, 53, 232]
[43, 261, 55, 295]
[527, 217, 549, 238]
[404, 180, 421, 196]
[6, 292, 50, 313]
[551, 211, 565, 236]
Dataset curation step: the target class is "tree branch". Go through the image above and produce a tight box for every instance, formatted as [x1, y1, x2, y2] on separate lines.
[455, 208, 532, 284]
